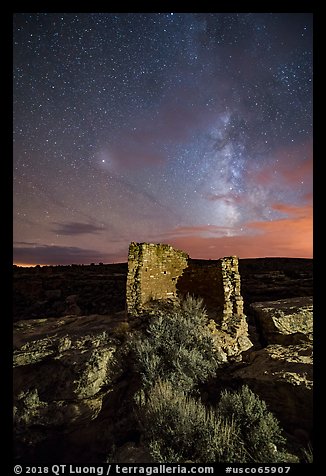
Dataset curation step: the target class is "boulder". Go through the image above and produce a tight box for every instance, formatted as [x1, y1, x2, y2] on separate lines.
[251, 297, 313, 345]
[231, 343, 313, 437]
[64, 294, 81, 315]
[13, 315, 121, 456]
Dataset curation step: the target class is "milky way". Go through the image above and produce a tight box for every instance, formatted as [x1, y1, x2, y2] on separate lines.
[13, 12, 313, 264]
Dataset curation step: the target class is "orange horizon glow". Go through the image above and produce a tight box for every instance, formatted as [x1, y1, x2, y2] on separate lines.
[13, 263, 45, 267]
[167, 202, 312, 260]
[13, 201, 312, 266]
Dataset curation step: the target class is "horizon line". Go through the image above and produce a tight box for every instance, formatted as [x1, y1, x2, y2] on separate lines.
[13, 255, 313, 268]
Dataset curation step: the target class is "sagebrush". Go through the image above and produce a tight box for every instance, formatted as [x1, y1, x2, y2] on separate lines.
[137, 382, 291, 463]
[137, 379, 242, 463]
[217, 385, 287, 462]
[129, 295, 222, 393]
[129, 297, 291, 463]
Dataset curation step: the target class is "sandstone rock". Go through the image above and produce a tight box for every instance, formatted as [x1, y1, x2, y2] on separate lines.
[251, 297, 313, 345]
[13, 315, 121, 453]
[14, 388, 103, 431]
[231, 343, 313, 436]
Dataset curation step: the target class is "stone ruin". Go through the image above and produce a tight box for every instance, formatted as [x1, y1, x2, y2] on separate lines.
[126, 242, 253, 361]
[127, 242, 243, 323]
[126, 242, 188, 316]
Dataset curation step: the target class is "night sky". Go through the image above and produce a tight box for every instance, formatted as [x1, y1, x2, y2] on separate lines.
[13, 12, 313, 265]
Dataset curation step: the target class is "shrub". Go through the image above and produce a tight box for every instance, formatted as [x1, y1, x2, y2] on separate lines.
[136, 382, 293, 463]
[111, 321, 131, 340]
[137, 379, 242, 463]
[128, 297, 291, 463]
[217, 385, 287, 462]
[129, 296, 223, 393]
[302, 444, 313, 463]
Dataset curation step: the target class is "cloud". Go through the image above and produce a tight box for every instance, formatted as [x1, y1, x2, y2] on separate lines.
[13, 198, 312, 265]
[204, 192, 244, 204]
[14, 241, 41, 246]
[52, 222, 105, 236]
[162, 224, 238, 238]
[13, 244, 116, 265]
[274, 140, 313, 184]
[160, 202, 312, 259]
[279, 156, 313, 186]
[303, 192, 313, 203]
[270, 202, 309, 216]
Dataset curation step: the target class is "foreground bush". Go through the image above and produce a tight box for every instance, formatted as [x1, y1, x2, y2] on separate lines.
[137, 382, 292, 463]
[130, 296, 222, 393]
[217, 385, 287, 462]
[128, 297, 292, 463]
[137, 379, 241, 463]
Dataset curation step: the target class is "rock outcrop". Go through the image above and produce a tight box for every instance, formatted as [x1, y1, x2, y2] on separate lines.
[233, 343, 313, 438]
[14, 314, 124, 460]
[220, 296, 314, 442]
[251, 297, 313, 345]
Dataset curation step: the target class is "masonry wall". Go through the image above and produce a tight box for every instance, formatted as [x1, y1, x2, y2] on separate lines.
[126, 242, 244, 324]
[177, 257, 244, 325]
[126, 242, 188, 315]
[219, 256, 244, 327]
[177, 262, 224, 320]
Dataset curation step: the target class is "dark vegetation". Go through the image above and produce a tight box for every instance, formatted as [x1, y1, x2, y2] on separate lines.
[119, 296, 300, 463]
[129, 296, 221, 393]
[13, 258, 312, 321]
[13, 263, 127, 320]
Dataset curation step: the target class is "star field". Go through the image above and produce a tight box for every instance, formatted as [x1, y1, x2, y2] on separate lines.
[13, 13, 313, 265]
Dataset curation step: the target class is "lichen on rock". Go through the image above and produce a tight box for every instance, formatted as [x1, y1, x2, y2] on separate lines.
[251, 297, 313, 345]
